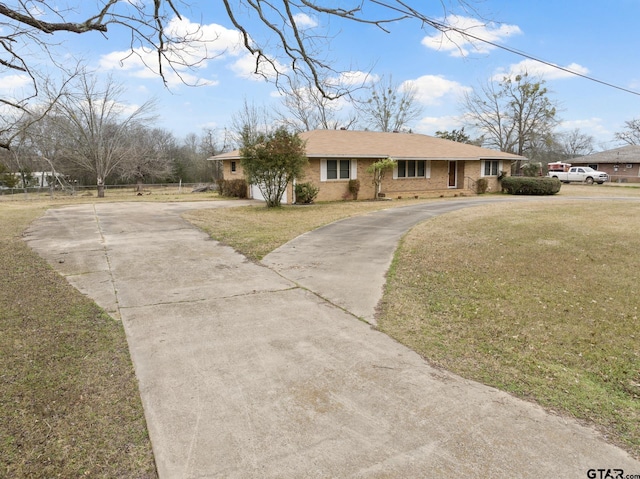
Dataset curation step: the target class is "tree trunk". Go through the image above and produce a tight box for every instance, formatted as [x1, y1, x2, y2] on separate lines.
[97, 177, 105, 198]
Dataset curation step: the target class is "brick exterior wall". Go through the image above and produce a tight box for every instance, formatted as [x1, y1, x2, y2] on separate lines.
[223, 157, 509, 203]
[572, 162, 640, 184]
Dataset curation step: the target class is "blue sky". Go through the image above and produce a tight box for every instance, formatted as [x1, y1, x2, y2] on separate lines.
[3, 1, 640, 150]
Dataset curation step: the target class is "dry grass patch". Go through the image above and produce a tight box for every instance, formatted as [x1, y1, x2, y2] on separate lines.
[0, 202, 156, 478]
[0, 185, 220, 204]
[555, 183, 640, 197]
[183, 198, 431, 261]
[379, 200, 640, 457]
[3, 183, 637, 475]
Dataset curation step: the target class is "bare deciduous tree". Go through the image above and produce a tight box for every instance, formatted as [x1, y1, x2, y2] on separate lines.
[230, 99, 274, 148]
[51, 72, 156, 197]
[462, 73, 559, 157]
[200, 128, 231, 181]
[118, 127, 176, 191]
[560, 128, 594, 158]
[358, 75, 423, 132]
[614, 119, 640, 145]
[276, 76, 359, 131]
[1, 1, 483, 148]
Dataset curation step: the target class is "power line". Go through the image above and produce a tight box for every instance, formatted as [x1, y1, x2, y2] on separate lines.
[448, 26, 640, 97]
[373, 0, 640, 96]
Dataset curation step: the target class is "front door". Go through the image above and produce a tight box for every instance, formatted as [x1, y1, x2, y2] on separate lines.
[448, 161, 457, 188]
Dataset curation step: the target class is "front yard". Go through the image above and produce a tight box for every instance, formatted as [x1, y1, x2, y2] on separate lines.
[188, 185, 640, 459]
[1, 183, 638, 477]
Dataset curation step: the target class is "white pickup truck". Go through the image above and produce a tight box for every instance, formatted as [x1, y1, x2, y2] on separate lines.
[547, 164, 608, 184]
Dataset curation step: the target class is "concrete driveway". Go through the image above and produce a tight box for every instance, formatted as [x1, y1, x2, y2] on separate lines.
[24, 198, 640, 478]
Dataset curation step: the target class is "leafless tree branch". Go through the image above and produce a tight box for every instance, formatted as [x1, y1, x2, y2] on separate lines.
[2, 0, 485, 148]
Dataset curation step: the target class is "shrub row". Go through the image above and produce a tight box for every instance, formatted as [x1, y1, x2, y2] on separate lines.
[501, 176, 561, 195]
[218, 178, 248, 198]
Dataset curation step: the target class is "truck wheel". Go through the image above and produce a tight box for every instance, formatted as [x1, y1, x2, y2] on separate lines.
[585, 177, 594, 185]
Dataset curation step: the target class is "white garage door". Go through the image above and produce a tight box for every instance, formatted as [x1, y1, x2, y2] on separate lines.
[250, 183, 287, 203]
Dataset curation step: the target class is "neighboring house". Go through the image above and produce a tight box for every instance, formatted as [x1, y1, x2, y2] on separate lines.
[211, 129, 524, 203]
[568, 145, 640, 183]
[13, 171, 68, 188]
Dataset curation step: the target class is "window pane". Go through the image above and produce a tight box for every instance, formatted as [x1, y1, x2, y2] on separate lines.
[484, 161, 490, 176]
[408, 161, 416, 177]
[327, 160, 337, 179]
[491, 161, 498, 175]
[398, 161, 406, 177]
[339, 160, 350, 179]
[417, 161, 425, 177]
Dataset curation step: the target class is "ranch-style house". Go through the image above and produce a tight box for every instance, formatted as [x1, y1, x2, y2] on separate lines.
[211, 129, 525, 203]
[567, 145, 640, 184]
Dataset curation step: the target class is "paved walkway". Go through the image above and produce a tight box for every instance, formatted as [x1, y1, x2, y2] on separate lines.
[25, 198, 640, 478]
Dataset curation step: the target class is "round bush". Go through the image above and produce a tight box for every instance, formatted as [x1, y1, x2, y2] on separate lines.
[295, 182, 319, 204]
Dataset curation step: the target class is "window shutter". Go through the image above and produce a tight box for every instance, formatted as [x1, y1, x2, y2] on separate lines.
[350, 160, 358, 179]
[393, 162, 398, 179]
[320, 159, 327, 182]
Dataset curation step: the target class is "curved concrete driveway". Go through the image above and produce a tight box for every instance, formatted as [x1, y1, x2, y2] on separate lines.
[25, 198, 639, 478]
[263, 198, 523, 324]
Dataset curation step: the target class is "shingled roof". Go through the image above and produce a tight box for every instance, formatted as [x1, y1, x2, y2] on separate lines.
[212, 129, 525, 161]
[573, 145, 640, 164]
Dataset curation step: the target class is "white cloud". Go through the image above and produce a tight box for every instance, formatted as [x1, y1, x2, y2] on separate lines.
[558, 117, 613, 144]
[0, 74, 32, 92]
[330, 70, 377, 87]
[414, 115, 466, 135]
[168, 17, 246, 57]
[422, 15, 522, 57]
[293, 13, 318, 29]
[493, 59, 590, 81]
[402, 75, 470, 106]
[229, 52, 287, 81]
[99, 16, 244, 87]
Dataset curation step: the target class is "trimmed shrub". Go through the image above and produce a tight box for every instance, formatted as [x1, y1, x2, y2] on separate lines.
[295, 182, 319, 204]
[476, 178, 488, 194]
[501, 176, 561, 195]
[348, 179, 361, 200]
[218, 178, 248, 198]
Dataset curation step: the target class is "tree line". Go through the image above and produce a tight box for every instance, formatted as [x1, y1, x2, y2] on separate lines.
[4, 67, 640, 197]
[0, 69, 428, 196]
[0, 71, 229, 196]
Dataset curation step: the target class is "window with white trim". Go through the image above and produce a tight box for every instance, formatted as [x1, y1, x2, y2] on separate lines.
[231, 161, 237, 173]
[396, 160, 427, 178]
[321, 159, 357, 181]
[393, 160, 430, 179]
[482, 160, 500, 176]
